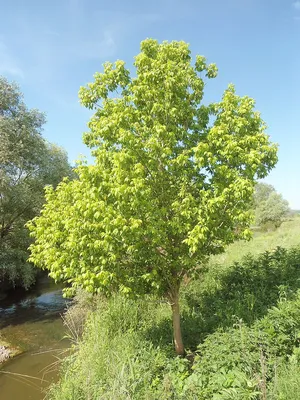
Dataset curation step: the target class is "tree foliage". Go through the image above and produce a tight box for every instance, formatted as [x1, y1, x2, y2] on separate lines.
[28, 39, 278, 354]
[254, 183, 290, 229]
[0, 76, 73, 289]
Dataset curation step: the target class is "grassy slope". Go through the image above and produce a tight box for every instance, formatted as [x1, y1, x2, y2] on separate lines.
[211, 217, 300, 266]
[48, 218, 300, 400]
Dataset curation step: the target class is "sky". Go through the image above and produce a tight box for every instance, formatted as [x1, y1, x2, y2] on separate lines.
[1, 0, 300, 208]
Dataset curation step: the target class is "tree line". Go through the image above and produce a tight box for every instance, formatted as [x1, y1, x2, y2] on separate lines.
[0, 77, 73, 290]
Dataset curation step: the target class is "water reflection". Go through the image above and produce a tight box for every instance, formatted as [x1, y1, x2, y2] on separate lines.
[0, 276, 69, 328]
[0, 276, 70, 400]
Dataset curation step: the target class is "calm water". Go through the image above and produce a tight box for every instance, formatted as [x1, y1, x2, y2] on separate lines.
[0, 276, 70, 400]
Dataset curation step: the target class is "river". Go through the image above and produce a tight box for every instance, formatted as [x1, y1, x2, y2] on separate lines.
[0, 276, 70, 400]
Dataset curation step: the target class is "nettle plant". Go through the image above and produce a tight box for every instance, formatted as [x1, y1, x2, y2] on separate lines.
[28, 39, 277, 355]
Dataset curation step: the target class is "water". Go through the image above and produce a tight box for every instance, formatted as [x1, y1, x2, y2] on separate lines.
[0, 276, 70, 400]
[0, 348, 68, 400]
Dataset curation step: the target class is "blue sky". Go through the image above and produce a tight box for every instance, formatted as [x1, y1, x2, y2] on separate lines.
[1, 0, 300, 208]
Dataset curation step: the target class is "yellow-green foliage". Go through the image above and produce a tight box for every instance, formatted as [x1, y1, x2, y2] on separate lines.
[28, 39, 277, 300]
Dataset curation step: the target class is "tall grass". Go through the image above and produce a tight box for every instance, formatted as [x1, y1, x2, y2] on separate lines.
[47, 296, 174, 400]
[271, 354, 300, 400]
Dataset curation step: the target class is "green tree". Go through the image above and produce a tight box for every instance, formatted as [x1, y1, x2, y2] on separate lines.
[0, 76, 73, 289]
[28, 39, 277, 355]
[253, 182, 275, 205]
[255, 192, 290, 230]
[253, 182, 290, 229]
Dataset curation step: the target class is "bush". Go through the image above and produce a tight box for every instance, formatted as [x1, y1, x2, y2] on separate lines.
[180, 246, 300, 350]
[183, 290, 300, 399]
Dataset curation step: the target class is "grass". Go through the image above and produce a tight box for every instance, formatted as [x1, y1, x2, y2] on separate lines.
[47, 217, 300, 399]
[47, 296, 173, 400]
[271, 355, 300, 400]
[210, 217, 300, 267]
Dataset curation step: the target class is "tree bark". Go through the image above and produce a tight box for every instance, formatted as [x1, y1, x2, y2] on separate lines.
[170, 288, 185, 356]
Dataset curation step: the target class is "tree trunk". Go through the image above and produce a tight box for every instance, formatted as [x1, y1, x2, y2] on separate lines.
[170, 288, 185, 356]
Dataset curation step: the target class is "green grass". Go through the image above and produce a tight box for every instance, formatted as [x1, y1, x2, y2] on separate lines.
[47, 218, 300, 400]
[47, 296, 174, 400]
[210, 217, 300, 267]
[271, 353, 300, 400]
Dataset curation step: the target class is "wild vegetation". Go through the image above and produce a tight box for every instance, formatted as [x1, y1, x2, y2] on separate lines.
[0, 77, 73, 290]
[47, 219, 300, 399]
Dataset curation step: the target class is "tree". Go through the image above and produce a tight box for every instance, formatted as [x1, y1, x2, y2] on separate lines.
[254, 183, 290, 229]
[0, 76, 73, 289]
[28, 39, 278, 355]
[253, 182, 276, 205]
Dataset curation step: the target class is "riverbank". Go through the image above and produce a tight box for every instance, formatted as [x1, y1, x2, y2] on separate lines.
[0, 277, 69, 399]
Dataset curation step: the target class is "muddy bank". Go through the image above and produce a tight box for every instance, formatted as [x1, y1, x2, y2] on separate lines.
[0, 345, 11, 363]
[0, 342, 21, 363]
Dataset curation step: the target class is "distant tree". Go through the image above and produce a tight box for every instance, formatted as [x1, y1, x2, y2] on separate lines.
[0, 77, 73, 289]
[253, 182, 276, 205]
[28, 39, 277, 355]
[254, 183, 290, 229]
[253, 182, 290, 229]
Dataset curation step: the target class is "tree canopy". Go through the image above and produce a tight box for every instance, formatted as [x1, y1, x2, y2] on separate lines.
[0, 76, 73, 289]
[28, 39, 278, 354]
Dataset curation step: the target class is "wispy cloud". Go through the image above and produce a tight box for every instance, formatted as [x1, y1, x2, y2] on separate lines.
[138, 13, 165, 23]
[69, 30, 116, 60]
[43, 29, 60, 37]
[0, 0, 173, 108]
[12, 22, 116, 85]
[0, 40, 23, 78]
[293, 1, 300, 10]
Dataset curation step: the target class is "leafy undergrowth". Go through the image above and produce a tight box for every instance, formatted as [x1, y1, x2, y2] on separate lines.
[48, 221, 300, 399]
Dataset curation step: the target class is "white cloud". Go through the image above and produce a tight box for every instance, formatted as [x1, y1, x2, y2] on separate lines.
[293, 1, 300, 10]
[0, 40, 23, 78]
